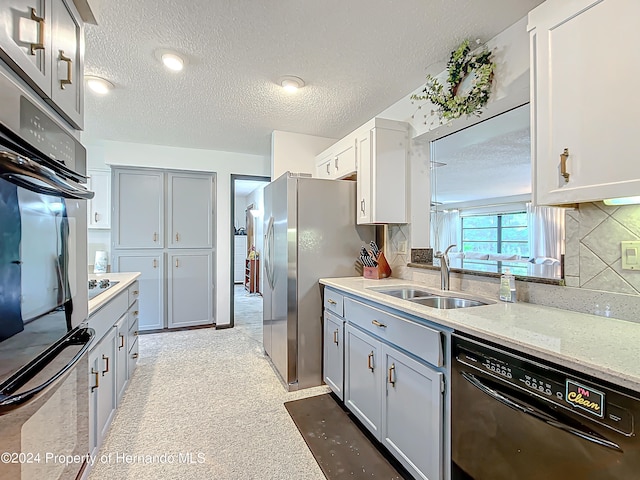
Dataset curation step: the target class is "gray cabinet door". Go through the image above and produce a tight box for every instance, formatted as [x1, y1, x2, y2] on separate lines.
[114, 313, 128, 404]
[88, 328, 116, 454]
[113, 252, 164, 331]
[113, 169, 164, 249]
[344, 324, 382, 440]
[167, 250, 213, 328]
[0, 0, 51, 96]
[382, 344, 443, 480]
[323, 311, 344, 400]
[49, 0, 82, 128]
[167, 172, 213, 248]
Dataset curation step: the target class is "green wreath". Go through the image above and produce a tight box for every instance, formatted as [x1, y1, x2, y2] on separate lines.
[411, 40, 495, 121]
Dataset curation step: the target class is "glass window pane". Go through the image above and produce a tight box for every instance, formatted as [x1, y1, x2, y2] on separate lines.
[501, 242, 529, 257]
[502, 212, 527, 227]
[501, 227, 528, 241]
[462, 228, 498, 242]
[463, 215, 497, 228]
[462, 241, 498, 253]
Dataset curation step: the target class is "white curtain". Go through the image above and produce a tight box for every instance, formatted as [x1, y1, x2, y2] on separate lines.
[526, 203, 565, 261]
[430, 209, 460, 253]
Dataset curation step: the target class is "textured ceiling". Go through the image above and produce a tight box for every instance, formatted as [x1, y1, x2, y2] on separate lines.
[82, 0, 545, 157]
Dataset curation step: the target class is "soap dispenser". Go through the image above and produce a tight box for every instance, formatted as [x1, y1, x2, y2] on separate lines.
[499, 268, 516, 303]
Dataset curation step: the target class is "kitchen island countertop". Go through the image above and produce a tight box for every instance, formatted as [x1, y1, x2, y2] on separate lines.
[320, 276, 640, 393]
[88, 272, 141, 316]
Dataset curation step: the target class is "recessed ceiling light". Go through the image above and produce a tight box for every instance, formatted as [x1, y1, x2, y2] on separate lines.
[161, 53, 184, 72]
[279, 75, 305, 93]
[85, 75, 114, 95]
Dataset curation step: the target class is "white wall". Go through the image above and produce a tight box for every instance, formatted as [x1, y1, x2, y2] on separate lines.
[88, 139, 269, 327]
[234, 194, 248, 231]
[380, 16, 531, 249]
[271, 130, 336, 180]
[245, 184, 267, 293]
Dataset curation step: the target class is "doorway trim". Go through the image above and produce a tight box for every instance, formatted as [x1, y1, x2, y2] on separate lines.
[229, 174, 270, 328]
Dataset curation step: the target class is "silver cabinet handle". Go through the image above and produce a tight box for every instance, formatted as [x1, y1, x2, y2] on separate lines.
[102, 355, 109, 375]
[335, 156, 339, 171]
[91, 369, 99, 392]
[326, 163, 330, 175]
[175, 232, 179, 242]
[361, 199, 366, 214]
[94, 212, 99, 222]
[132, 352, 139, 359]
[153, 259, 157, 268]
[388, 363, 396, 386]
[327, 299, 337, 305]
[333, 329, 339, 345]
[560, 148, 570, 183]
[153, 232, 158, 242]
[119, 334, 125, 350]
[175, 259, 179, 268]
[372, 320, 387, 328]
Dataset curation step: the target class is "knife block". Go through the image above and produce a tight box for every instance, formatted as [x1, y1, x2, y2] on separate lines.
[363, 252, 392, 279]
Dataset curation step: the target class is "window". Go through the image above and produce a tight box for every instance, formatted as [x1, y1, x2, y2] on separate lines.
[462, 212, 529, 257]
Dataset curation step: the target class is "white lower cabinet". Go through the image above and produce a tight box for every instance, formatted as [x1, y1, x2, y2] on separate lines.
[335, 296, 445, 480]
[88, 280, 140, 460]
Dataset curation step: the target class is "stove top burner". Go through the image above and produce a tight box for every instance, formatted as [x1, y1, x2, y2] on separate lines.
[88, 278, 119, 301]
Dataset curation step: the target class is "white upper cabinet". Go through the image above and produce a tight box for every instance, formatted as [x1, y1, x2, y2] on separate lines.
[529, 0, 640, 205]
[167, 172, 213, 248]
[113, 169, 164, 248]
[356, 119, 408, 225]
[0, 0, 84, 128]
[315, 136, 357, 180]
[87, 169, 111, 229]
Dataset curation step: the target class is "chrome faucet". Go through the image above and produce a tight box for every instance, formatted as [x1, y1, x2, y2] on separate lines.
[435, 244, 457, 290]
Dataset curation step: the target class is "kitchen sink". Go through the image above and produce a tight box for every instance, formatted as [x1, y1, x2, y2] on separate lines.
[409, 296, 488, 309]
[370, 287, 435, 300]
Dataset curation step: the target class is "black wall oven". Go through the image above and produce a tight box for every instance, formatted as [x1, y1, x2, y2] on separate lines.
[0, 68, 94, 479]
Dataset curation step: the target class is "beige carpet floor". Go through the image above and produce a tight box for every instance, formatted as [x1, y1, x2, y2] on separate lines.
[88, 313, 330, 479]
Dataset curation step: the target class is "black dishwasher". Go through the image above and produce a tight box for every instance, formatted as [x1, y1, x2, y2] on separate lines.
[451, 333, 640, 480]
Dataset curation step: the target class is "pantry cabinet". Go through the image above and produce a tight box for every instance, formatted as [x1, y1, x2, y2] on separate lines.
[0, 0, 84, 128]
[113, 169, 164, 248]
[529, 0, 640, 205]
[112, 167, 215, 330]
[167, 250, 213, 328]
[112, 251, 164, 331]
[87, 169, 111, 229]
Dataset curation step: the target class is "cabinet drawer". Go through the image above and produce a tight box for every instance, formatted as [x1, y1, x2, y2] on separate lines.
[128, 281, 140, 307]
[344, 298, 442, 367]
[324, 288, 344, 316]
[89, 291, 128, 342]
[128, 311, 139, 350]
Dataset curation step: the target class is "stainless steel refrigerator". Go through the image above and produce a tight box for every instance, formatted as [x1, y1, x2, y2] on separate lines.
[263, 172, 374, 391]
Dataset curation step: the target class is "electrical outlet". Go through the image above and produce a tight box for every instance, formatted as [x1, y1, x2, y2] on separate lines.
[397, 241, 407, 254]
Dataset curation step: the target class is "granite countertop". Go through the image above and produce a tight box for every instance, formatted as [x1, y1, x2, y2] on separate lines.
[320, 276, 640, 393]
[88, 272, 141, 316]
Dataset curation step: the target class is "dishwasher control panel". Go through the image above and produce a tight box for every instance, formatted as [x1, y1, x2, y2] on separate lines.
[455, 337, 635, 435]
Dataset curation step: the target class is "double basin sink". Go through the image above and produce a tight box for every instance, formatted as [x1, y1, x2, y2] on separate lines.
[370, 287, 491, 309]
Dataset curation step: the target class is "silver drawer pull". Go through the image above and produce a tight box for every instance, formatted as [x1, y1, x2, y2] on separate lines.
[333, 329, 339, 345]
[372, 320, 387, 328]
[327, 299, 337, 305]
[367, 351, 375, 371]
[388, 363, 396, 386]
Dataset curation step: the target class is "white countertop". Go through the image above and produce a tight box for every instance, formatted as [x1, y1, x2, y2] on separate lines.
[88, 272, 141, 316]
[320, 276, 640, 393]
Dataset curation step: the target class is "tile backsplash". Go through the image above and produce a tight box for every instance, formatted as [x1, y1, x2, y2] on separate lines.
[564, 202, 640, 295]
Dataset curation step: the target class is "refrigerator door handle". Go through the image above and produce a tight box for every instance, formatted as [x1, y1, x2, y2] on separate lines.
[265, 216, 275, 289]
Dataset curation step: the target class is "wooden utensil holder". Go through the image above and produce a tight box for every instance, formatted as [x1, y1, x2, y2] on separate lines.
[363, 251, 392, 279]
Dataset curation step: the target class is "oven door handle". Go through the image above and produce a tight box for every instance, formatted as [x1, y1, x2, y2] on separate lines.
[0, 151, 94, 200]
[0, 327, 95, 415]
[460, 371, 622, 452]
